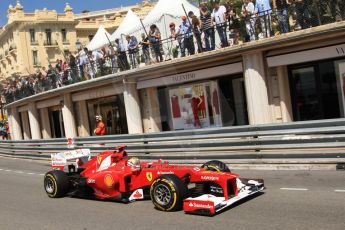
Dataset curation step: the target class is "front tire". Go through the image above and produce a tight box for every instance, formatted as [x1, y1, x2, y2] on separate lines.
[150, 175, 188, 212]
[44, 170, 69, 198]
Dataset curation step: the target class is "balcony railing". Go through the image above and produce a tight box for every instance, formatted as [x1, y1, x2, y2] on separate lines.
[62, 40, 70, 45]
[30, 40, 39, 45]
[44, 40, 58, 46]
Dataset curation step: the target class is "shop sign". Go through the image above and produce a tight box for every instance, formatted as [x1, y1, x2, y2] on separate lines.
[137, 63, 243, 89]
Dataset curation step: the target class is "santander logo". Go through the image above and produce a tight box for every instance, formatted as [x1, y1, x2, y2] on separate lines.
[188, 202, 213, 209]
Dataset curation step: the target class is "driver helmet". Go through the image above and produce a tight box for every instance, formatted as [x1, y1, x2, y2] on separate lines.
[127, 157, 140, 167]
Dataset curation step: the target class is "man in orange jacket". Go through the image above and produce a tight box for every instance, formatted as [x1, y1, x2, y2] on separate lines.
[94, 115, 106, 136]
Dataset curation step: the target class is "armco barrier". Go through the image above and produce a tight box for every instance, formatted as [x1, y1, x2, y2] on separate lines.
[1, 119, 345, 168]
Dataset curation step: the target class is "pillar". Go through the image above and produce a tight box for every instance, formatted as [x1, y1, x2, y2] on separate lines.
[62, 93, 77, 138]
[140, 87, 162, 133]
[8, 107, 23, 140]
[21, 111, 31, 140]
[28, 103, 41, 139]
[40, 107, 52, 139]
[77, 100, 90, 137]
[123, 80, 143, 134]
[277, 66, 293, 122]
[243, 52, 272, 125]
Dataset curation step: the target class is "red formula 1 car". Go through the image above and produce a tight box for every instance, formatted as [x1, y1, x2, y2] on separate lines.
[44, 146, 264, 216]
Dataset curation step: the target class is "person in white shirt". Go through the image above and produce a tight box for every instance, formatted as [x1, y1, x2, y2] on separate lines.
[212, 2, 229, 47]
[255, 0, 272, 38]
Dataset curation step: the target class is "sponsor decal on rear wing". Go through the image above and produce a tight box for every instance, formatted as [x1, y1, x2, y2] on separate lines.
[51, 149, 91, 169]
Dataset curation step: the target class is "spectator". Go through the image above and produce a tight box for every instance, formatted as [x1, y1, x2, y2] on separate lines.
[178, 16, 195, 57]
[212, 1, 229, 47]
[115, 38, 130, 71]
[169, 22, 182, 56]
[140, 33, 151, 65]
[149, 24, 163, 62]
[226, 2, 241, 45]
[255, 0, 272, 38]
[188, 11, 203, 53]
[126, 35, 139, 68]
[92, 50, 104, 76]
[68, 52, 78, 83]
[241, 0, 256, 41]
[200, 3, 215, 51]
[93, 115, 106, 136]
[295, 0, 311, 29]
[273, 0, 290, 34]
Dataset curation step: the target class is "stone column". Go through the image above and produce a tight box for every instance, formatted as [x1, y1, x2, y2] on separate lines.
[243, 52, 272, 125]
[21, 111, 31, 140]
[62, 93, 77, 138]
[123, 80, 143, 134]
[77, 100, 90, 137]
[28, 102, 41, 140]
[140, 87, 162, 133]
[40, 107, 52, 139]
[277, 66, 293, 122]
[8, 107, 23, 140]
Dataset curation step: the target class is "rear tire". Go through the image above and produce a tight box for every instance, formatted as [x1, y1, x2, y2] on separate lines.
[44, 170, 69, 198]
[201, 160, 231, 173]
[150, 174, 188, 211]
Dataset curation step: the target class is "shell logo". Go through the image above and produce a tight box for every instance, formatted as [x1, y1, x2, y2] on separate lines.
[104, 174, 114, 188]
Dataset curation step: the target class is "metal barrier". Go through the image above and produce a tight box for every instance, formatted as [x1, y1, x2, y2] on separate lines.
[0, 119, 345, 167]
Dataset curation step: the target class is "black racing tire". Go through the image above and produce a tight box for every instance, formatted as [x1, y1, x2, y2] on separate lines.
[150, 174, 188, 212]
[201, 160, 231, 173]
[44, 170, 70, 198]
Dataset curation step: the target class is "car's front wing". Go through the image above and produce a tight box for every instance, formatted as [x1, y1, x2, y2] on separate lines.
[183, 178, 264, 216]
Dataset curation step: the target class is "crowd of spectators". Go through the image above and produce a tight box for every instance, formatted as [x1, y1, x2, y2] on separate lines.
[0, 120, 9, 140]
[2, 0, 345, 104]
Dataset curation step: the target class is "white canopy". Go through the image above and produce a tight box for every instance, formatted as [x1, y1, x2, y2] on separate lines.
[127, 0, 199, 45]
[143, 0, 199, 27]
[110, 9, 141, 41]
[86, 25, 111, 51]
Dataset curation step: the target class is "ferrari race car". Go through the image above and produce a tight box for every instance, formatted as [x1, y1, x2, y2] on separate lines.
[44, 146, 264, 216]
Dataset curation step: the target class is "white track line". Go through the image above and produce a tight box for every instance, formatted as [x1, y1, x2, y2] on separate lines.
[0, 168, 44, 176]
[280, 188, 309, 191]
[334, 190, 345, 193]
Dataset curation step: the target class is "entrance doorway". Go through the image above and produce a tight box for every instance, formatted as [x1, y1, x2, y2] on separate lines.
[289, 60, 340, 121]
[218, 75, 249, 126]
[49, 108, 65, 138]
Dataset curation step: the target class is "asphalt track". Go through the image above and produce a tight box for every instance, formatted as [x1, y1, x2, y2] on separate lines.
[0, 156, 344, 230]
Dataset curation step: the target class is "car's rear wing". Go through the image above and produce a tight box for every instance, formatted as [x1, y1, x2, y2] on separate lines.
[51, 149, 91, 171]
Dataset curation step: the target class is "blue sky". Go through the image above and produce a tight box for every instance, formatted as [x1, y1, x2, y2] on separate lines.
[0, 0, 140, 26]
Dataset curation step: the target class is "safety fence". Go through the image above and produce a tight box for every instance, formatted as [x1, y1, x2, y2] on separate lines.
[0, 119, 345, 168]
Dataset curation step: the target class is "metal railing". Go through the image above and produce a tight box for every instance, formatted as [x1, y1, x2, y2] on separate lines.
[2, 1, 345, 104]
[1, 119, 344, 167]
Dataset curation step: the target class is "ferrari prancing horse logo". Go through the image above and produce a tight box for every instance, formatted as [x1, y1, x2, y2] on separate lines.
[146, 172, 153, 182]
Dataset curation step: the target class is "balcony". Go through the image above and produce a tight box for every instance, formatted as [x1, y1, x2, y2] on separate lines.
[33, 62, 41, 68]
[31, 40, 39, 45]
[44, 40, 58, 47]
[9, 45, 17, 55]
[62, 40, 70, 45]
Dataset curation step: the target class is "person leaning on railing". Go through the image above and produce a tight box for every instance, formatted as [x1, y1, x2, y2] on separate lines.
[241, 0, 256, 41]
[200, 2, 216, 51]
[272, 0, 291, 34]
[212, 1, 229, 47]
[294, 0, 312, 29]
[149, 24, 163, 63]
[140, 33, 151, 65]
